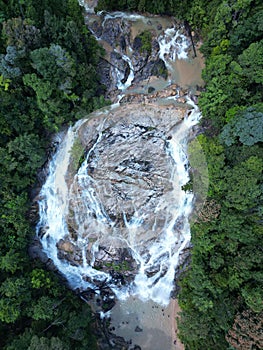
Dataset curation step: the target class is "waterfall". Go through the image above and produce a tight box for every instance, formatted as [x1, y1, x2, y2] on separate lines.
[131, 105, 201, 304]
[79, 2, 190, 92]
[158, 28, 189, 62]
[36, 6, 202, 307]
[36, 100, 201, 305]
[116, 54, 135, 91]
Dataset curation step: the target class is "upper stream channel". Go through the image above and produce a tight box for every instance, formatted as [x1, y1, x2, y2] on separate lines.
[35, 1, 207, 349]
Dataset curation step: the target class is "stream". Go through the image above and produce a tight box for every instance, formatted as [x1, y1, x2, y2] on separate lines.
[35, 1, 206, 349]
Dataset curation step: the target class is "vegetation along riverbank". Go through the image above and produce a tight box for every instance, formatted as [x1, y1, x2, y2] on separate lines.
[0, 0, 262, 349]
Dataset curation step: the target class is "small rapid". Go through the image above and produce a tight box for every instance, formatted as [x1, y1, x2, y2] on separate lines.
[116, 53, 135, 90]
[80, 3, 190, 92]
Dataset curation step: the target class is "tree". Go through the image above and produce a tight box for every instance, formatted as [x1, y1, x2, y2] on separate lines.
[0, 277, 31, 323]
[0, 191, 31, 252]
[238, 40, 263, 84]
[226, 309, 263, 349]
[0, 133, 45, 191]
[1, 249, 24, 273]
[220, 106, 263, 146]
[30, 296, 59, 321]
[0, 298, 21, 323]
[30, 45, 75, 89]
[2, 17, 41, 51]
[5, 329, 33, 350]
[0, 45, 24, 78]
[28, 336, 68, 350]
[223, 156, 262, 211]
[197, 134, 225, 197]
[229, 10, 263, 57]
[0, 87, 43, 144]
[241, 286, 263, 313]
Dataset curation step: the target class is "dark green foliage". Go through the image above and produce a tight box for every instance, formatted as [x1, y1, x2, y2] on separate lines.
[177, 1, 263, 349]
[228, 9, 263, 57]
[238, 40, 263, 85]
[199, 2, 263, 129]
[220, 105, 263, 146]
[223, 156, 262, 211]
[0, 0, 105, 349]
[4, 295, 97, 350]
[1, 1, 107, 130]
[96, 0, 186, 16]
[0, 1, 262, 349]
[137, 30, 152, 54]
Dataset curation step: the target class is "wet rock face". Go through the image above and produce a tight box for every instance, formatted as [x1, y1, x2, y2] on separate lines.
[89, 15, 167, 94]
[84, 122, 170, 223]
[57, 104, 187, 280]
[101, 18, 131, 49]
[110, 51, 130, 83]
[98, 59, 112, 90]
[132, 58, 167, 83]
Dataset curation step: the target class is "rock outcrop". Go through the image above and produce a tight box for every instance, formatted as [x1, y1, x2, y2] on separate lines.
[89, 14, 170, 95]
[54, 102, 190, 287]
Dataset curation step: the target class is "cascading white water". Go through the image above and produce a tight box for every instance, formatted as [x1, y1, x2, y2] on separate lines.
[36, 6, 201, 307]
[116, 53, 135, 91]
[111, 22, 189, 91]
[159, 28, 189, 61]
[37, 120, 109, 288]
[79, 0, 190, 91]
[78, 0, 95, 13]
[129, 104, 200, 304]
[102, 11, 146, 22]
[36, 101, 201, 305]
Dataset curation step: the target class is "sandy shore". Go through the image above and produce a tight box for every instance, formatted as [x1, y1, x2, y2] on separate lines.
[109, 297, 185, 350]
[171, 299, 185, 350]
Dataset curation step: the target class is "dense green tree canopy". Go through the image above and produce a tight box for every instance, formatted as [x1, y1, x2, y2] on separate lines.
[0, 1, 262, 350]
[176, 1, 263, 349]
[0, 1, 105, 349]
[220, 106, 263, 146]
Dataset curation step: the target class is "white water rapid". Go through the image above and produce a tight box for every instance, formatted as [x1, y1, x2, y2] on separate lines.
[158, 27, 189, 74]
[80, 2, 191, 92]
[116, 53, 135, 91]
[130, 106, 201, 304]
[36, 6, 203, 311]
[37, 102, 201, 306]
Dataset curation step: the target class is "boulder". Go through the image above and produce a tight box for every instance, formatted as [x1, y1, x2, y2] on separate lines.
[28, 238, 49, 263]
[135, 326, 143, 332]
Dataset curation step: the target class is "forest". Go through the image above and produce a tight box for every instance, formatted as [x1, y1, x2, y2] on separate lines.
[0, 0, 262, 349]
[0, 0, 107, 349]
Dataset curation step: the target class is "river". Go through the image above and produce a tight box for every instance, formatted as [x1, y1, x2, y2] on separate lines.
[35, 1, 206, 349]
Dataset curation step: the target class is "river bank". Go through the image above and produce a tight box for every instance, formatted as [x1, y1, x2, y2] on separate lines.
[108, 297, 184, 350]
